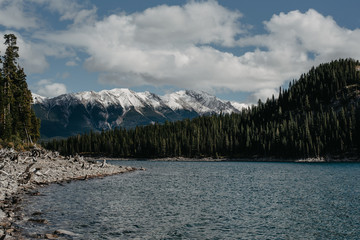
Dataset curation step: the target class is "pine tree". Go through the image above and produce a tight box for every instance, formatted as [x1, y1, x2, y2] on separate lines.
[0, 34, 40, 144]
[0, 34, 18, 139]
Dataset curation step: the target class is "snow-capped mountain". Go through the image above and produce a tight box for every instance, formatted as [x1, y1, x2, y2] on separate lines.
[163, 90, 242, 114]
[32, 88, 247, 139]
[32, 93, 48, 104]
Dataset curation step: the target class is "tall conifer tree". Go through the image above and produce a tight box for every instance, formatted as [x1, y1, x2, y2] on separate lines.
[0, 34, 40, 143]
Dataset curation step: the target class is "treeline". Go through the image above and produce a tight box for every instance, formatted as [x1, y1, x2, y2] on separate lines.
[0, 34, 40, 146]
[44, 59, 360, 159]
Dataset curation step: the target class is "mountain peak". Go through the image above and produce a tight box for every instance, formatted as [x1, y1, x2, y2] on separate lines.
[31, 88, 247, 138]
[32, 93, 47, 104]
[162, 89, 243, 114]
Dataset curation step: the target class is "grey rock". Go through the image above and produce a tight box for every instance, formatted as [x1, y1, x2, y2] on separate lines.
[54, 229, 78, 236]
[0, 209, 5, 221]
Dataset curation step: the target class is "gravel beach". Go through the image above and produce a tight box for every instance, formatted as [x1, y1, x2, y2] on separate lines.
[0, 147, 138, 239]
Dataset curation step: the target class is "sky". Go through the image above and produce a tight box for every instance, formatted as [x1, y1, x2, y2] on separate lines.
[0, 0, 360, 103]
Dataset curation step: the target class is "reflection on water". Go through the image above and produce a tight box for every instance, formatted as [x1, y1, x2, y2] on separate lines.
[20, 161, 360, 239]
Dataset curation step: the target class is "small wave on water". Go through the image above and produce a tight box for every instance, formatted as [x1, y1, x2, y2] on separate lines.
[19, 161, 360, 239]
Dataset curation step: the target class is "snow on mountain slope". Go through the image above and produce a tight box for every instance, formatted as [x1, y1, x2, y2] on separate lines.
[32, 93, 48, 104]
[230, 101, 249, 111]
[34, 88, 246, 114]
[31, 88, 247, 138]
[137, 91, 164, 109]
[74, 88, 144, 109]
[162, 90, 244, 114]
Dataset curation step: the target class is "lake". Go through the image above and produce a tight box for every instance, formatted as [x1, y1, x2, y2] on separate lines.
[19, 161, 360, 239]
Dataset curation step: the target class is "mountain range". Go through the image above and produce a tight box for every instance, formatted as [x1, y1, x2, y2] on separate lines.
[32, 89, 247, 139]
[44, 59, 360, 159]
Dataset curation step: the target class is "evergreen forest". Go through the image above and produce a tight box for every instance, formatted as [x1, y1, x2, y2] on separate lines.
[44, 59, 360, 160]
[0, 34, 40, 147]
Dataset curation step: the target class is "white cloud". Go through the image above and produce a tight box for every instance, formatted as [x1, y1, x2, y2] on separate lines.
[0, 31, 50, 73]
[39, 4, 360, 102]
[0, 0, 96, 29]
[0, 0, 95, 75]
[15, 36, 50, 73]
[39, 1, 248, 88]
[238, 9, 360, 70]
[65, 56, 81, 67]
[33, 79, 67, 97]
[4, 1, 360, 103]
[250, 88, 279, 103]
[132, 1, 243, 47]
[234, 9, 360, 100]
[29, 0, 96, 25]
[0, 0, 38, 29]
[0, 31, 74, 74]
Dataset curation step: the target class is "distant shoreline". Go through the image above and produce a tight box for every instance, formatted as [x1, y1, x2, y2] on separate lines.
[86, 156, 360, 163]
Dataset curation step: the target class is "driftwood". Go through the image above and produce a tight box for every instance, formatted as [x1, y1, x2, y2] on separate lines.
[73, 154, 84, 163]
[31, 149, 41, 158]
[17, 162, 35, 185]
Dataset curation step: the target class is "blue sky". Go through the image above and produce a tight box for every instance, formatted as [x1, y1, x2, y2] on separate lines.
[0, 0, 360, 103]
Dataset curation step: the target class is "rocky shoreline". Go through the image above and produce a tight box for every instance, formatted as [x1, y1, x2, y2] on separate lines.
[86, 154, 359, 162]
[0, 147, 139, 239]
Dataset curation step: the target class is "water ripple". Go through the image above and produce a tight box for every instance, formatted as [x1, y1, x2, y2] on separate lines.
[20, 162, 360, 240]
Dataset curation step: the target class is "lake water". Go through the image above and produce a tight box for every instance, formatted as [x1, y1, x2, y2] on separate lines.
[19, 161, 360, 239]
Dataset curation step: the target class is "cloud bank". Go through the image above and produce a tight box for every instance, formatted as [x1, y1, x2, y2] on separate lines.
[33, 79, 67, 98]
[2, 1, 360, 101]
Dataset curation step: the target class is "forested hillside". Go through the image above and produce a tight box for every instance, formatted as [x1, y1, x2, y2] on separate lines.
[44, 59, 360, 160]
[0, 34, 40, 148]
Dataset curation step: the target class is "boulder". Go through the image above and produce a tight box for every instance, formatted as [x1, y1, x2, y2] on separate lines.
[0, 209, 5, 221]
[54, 229, 78, 236]
[45, 233, 58, 239]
